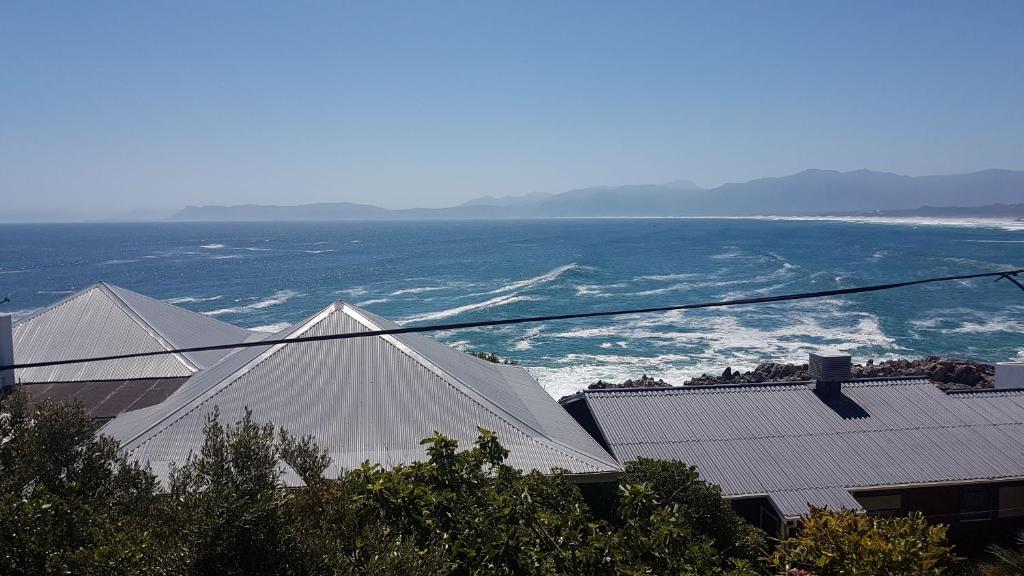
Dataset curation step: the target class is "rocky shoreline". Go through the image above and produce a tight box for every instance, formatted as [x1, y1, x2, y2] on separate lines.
[587, 357, 995, 392]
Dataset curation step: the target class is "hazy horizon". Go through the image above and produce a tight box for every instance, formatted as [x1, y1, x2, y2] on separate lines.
[3, 1, 1023, 218]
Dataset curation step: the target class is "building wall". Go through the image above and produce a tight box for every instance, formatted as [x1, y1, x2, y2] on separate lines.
[854, 480, 1024, 555]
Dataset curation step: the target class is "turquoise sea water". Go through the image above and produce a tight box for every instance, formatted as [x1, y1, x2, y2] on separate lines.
[1, 218, 1022, 398]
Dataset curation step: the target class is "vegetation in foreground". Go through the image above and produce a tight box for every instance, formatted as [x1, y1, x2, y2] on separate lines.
[0, 387, 990, 575]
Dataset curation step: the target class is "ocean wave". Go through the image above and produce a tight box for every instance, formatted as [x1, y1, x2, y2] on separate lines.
[100, 259, 138, 265]
[633, 273, 700, 282]
[485, 263, 580, 295]
[200, 243, 225, 249]
[390, 286, 449, 296]
[165, 295, 222, 304]
[203, 290, 303, 316]
[401, 294, 542, 323]
[6, 308, 40, 320]
[532, 305, 901, 397]
[574, 283, 628, 297]
[336, 287, 367, 297]
[242, 247, 273, 251]
[964, 239, 1024, 243]
[249, 322, 291, 333]
[37, 289, 76, 295]
[355, 298, 389, 306]
[304, 249, 335, 254]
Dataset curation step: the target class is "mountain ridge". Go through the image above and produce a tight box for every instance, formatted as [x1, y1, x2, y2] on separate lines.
[171, 168, 1024, 221]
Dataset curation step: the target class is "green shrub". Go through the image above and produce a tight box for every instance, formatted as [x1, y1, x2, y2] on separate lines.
[771, 507, 959, 576]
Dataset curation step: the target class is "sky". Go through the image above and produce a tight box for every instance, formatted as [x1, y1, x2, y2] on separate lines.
[1, 1, 1022, 217]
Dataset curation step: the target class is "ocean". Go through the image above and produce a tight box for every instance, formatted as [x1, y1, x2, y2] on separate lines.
[2, 218, 1022, 398]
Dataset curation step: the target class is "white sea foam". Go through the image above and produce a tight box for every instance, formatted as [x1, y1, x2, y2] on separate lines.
[304, 249, 335, 254]
[574, 283, 628, 297]
[100, 259, 138, 265]
[402, 294, 541, 323]
[7, 308, 40, 320]
[390, 286, 449, 296]
[965, 239, 1024, 243]
[243, 247, 273, 251]
[165, 295, 222, 304]
[356, 298, 389, 306]
[633, 273, 700, 282]
[250, 322, 291, 333]
[531, 304, 901, 398]
[485, 263, 579, 295]
[200, 243, 225, 249]
[203, 290, 303, 316]
[336, 287, 367, 297]
[37, 290, 76, 295]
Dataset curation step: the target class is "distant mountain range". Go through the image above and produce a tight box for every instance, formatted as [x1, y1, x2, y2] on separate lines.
[171, 169, 1024, 221]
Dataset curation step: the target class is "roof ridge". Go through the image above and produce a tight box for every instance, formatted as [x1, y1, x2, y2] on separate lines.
[607, 420, 1024, 447]
[97, 282, 198, 373]
[340, 303, 618, 471]
[11, 281, 105, 326]
[102, 282, 256, 333]
[116, 310, 320, 451]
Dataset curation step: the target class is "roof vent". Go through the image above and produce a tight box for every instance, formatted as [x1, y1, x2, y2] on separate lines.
[995, 363, 1024, 390]
[0, 314, 13, 391]
[809, 351, 851, 396]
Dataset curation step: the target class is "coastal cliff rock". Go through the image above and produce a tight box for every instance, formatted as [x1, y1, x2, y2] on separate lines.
[587, 357, 995, 391]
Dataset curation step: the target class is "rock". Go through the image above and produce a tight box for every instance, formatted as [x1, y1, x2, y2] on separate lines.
[721, 367, 733, 380]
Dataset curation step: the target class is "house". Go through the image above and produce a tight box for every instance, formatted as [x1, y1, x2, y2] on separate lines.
[98, 300, 622, 482]
[561, 353, 1024, 547]
[4, 282, 258, 421]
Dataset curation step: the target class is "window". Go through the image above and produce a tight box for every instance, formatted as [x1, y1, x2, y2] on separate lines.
[857, 493, 902, 516]
[960, 486, 993, 521]
[998, 486, 1024, 518]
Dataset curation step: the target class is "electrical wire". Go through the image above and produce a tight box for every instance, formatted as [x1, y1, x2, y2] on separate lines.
[1, 268, 1021, 372]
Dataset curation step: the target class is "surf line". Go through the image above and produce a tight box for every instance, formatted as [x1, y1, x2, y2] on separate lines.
[3, 268, 1022, 371]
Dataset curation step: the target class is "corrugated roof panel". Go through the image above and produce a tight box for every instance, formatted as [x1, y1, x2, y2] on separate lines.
[769, 488, 864, 519]
[12, 283, 256, 383]
[103, 302, 621, 484]
[579, 381, 1024, 505]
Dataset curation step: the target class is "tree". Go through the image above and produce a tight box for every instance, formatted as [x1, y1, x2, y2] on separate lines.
[771, 507, 959, 576]
[0, 388, 166, 575]
[979, 530, 1024, 576]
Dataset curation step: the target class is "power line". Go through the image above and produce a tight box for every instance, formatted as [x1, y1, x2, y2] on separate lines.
[2, 269, 1022, 372]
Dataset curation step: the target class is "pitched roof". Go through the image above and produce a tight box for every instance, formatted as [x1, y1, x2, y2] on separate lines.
[565, 379, 1024, 518]
[101, 301, 621, 483]
[13, 282, 255, 383]
[22, 377, 190, 421]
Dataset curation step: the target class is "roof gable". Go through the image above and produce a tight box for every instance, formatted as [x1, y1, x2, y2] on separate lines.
[102, 301, 620, 481]
[13, 283, 253, 383]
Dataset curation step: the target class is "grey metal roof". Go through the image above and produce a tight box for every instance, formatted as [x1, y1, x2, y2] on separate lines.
[101, 301, 621, 484]
[22, 377, 190, 420]
[12, 282, 254, 383]
[568, 380, 1024, 518]
[768, 488, 864, 519]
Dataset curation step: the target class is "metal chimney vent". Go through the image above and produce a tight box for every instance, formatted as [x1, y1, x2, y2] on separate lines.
[809, 351, 851, 396]
[995, 363, 1024, 390]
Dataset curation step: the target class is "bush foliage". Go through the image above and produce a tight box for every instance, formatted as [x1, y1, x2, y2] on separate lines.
[0, 388, 967, 575]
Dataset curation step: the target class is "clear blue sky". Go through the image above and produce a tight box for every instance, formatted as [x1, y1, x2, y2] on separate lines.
[2, 1, 1022, 217]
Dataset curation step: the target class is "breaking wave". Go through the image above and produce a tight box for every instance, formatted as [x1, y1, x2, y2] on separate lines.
[203, 290, 303, 316]
[165, 295, 222, 304]
[402, 294, 542, 323]
[249, 322, 291, 333]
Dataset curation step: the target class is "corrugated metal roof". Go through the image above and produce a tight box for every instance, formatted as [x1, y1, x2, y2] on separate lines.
[102, 302, 621, 483]
[22, 377, 190, 420]
[12, 283, 254, 383]
[569, 380, 1024, 517]
[769, 488, 864, 519]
